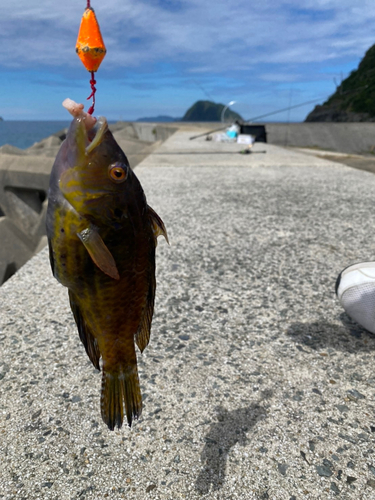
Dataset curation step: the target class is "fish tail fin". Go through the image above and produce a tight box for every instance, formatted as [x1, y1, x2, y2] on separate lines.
[121, 364, 143, 428]
[100, 364, 142, 430]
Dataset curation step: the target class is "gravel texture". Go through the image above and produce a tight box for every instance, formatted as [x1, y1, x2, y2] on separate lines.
[1, 131, 375, 499]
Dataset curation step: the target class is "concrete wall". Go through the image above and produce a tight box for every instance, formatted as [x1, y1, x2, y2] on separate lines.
[265, 122, 375, 154]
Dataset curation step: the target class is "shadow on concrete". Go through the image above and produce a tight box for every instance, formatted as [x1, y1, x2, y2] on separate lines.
[2, 262, 17, 285]
[318, 154, 375, 175]
[195, 390, 272, 495]
[286, 316, 375, 352]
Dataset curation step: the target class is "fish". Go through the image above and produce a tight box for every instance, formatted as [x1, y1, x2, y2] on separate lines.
[46, 99, 168, 430]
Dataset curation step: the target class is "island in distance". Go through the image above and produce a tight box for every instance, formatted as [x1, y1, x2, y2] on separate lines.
[136, 100, 243, 122]
[137, 115, 178, 122]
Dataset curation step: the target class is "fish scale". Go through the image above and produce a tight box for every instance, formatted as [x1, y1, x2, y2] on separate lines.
[46, 111, 168, 430]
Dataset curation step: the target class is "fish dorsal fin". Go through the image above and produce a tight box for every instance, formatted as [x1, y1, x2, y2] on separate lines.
[147, 205, 169, 245]
[77, 226, 120, 280]
[135, 273, 156, 353]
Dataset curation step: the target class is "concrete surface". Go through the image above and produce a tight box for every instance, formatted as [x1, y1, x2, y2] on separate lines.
[1, 131, 375, 500]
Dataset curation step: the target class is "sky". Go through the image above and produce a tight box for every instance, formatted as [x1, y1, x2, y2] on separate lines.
[1, 0, 375, 122]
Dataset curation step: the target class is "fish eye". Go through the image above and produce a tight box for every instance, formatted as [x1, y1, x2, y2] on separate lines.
[108, 163, 127, 183]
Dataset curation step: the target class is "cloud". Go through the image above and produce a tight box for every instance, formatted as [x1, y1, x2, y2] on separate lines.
[260, 73, 304, 83]
[2, 0, 375, 120]
[1, 0, 375, 73]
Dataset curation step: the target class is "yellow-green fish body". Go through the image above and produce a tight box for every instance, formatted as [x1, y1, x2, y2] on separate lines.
[46, 115, 167, 429]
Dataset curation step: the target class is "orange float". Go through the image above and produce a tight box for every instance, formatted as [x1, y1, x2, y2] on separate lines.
[76, 3, 106, 114]
[76, 7, 106, 72]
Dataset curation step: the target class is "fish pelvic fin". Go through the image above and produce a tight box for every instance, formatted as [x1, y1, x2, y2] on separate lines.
[101, 364, 142, 430]
[69, 290, 101, 370]
[135, 271, 156, 353]
[47, 238, 55, 277]
[147, 205, 169, 245]
[77, 226, 120, 280]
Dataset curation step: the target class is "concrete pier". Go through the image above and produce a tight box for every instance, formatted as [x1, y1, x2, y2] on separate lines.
[1, 130, 375, 499]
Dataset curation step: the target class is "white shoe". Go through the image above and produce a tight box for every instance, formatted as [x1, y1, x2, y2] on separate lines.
[336, 262, 375, 334]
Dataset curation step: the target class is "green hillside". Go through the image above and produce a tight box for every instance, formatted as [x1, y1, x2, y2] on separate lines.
[306, 44, 375, 122]
[182, 100, 243, 122]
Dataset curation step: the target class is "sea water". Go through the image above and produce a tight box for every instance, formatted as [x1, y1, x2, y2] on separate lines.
[0, 121, 70, 149]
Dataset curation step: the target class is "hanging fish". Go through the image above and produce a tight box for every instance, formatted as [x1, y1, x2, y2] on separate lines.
[46, 99, 168, 430]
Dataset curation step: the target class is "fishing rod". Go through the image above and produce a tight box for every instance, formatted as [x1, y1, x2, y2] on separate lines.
[189, 96, 326, 140]
[189, 124, 231, 140]
[243, 97, 327, 123]
[189, 84, 370, 141]
[244, 85, 369, 123]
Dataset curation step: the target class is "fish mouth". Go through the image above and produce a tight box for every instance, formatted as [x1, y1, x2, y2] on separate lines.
[59, 116, 109, 209]
[86, 116, 108, 154]
[71, 115, 109, 167]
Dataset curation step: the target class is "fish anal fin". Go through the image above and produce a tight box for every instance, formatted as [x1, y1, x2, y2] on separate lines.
[77, 226, 120, 280]
[101, 365, 142, 430]
[147, 205, 169, 245]
[135, 273, 156, 353]
[69, 290, 101, 370]
[135, 320, 150, 353]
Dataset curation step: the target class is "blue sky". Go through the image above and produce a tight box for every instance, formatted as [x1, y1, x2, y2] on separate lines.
[1, 0, 375, 121]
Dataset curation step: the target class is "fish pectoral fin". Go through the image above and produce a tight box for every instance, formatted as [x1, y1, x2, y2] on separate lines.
[77, 227, 120, 280]
[147, 205, 169, 245]
[69, 290, 101, 370]
[135, 272, 156, 353]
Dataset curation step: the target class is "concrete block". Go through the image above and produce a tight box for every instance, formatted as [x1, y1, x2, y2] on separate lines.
[26, 135, 63, 157]
[0, 154, 52, 191]
[27, 134, 62, 151]
[133, 122, 178, 142]
[0, 144, 27, 155]
[0, 216, 35, 283]
[109, 122, 139, 139]
[0, 156, 52, 283]
[0, 155, 51, 239]
[111, 134, 163, 169]
[111, 134, 153, 154]
[34, 234, 48, 254]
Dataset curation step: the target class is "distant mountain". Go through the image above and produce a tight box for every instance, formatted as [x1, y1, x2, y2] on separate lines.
[182, 100, 243, 122]
[306, 44, 375, 122]
[136, 115, 179, 122]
